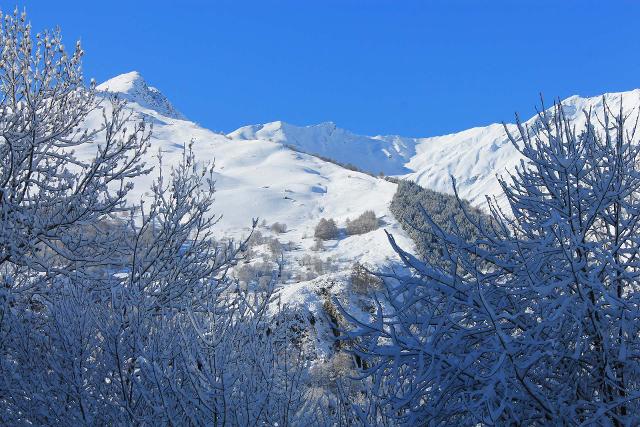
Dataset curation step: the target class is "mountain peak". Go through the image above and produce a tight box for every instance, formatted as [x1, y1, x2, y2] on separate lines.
[97, 71, 186, 120]
[96, 71, 145, 93]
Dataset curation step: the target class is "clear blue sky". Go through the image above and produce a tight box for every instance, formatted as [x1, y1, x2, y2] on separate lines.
[14, 0, 640, 137]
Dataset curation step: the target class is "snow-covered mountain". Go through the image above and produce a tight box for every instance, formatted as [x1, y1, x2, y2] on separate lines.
[86, 73, 415, 354]
[403, 90, 640, 205]
[87, 71, 640, 359]
[229, 89, 640, 206]
[92, 73, 411, 256]
[96, 71, 640, 215]
[91, 71, 640, 275]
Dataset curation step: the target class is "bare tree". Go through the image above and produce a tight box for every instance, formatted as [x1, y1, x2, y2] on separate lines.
[0, 11, 319, 425]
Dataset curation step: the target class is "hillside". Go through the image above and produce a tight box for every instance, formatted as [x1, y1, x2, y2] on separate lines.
[75, 72, 418, 360]
[228, 120, 415, 175]
[89, 71, 413, 261]
[85, 71, 640, 362]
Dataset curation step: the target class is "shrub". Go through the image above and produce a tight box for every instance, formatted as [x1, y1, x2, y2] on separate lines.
[384, 176, 400, 184]
[246, 230, 264, 248]
[311, 238, 325, 252]
[270, 222, 287, 234]
[0, 10, 317, 425]
[235, 261, 275, 286]
[346, 100, 640, 424]
[310, 352, 354, 391]
[314, 218, 339, 240]
[345, 210, 378, 235]
[350, 262, 383, 294]
[266, 237, 282, 256]
[300, 254, 325, 275]
[322, 298, 345, 343]
[284, 241, 296, 251]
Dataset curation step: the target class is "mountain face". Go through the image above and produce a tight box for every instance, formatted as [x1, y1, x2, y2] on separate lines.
[403, 90, 640, 205]
[87, 72, 640, 265]
[97, 72, 640, 211]
[91, 72, 640, 268]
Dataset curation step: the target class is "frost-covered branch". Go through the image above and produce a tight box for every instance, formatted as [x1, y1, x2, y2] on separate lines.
[344, 98, 640, 425]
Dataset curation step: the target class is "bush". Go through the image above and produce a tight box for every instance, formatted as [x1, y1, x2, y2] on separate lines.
[384, 176, 400, 184]
[346, 101, 640, 424]
[345, 210, 378, 235]
[322, 298, 345, 343]
[246, 230, 264, 248]
[350, 262, 383, 294]
[0, 10, 322, 425]
[297, 255, 337, 281]
[270, 222, 287, 234]
[300, 254, 322, 274]
[235, 261, 275, 286]
[310, 352, 354, 391]
[311, 238, 325, 252]
[314, 218, 339, 240]
[266, 237, 282, 256]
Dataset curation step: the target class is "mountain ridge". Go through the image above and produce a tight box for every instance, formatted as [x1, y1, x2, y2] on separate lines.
[226, 87, 640, 205]
[228, 120, 416, 175]
[97, 71, 640, 207]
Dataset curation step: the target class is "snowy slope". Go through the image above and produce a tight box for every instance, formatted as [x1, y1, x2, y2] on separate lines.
[76, 73, 416, 334]
[404, 90, 640, 205]
[230, 89, 640, 206]
[89, 73, 640, 273]
[83, 72, 640, 360]
[228, 121, 415, 175]
[89, 71, 411, 253]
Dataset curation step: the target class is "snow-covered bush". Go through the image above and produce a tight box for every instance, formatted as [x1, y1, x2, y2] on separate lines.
[345, 210, 379, 235]
[311, 238, 326, 251]
[267, 236, 283, 257]
[323, 297, 346, 348]
[310, 352, 355, 391]
[298, 254, 337, 280]
[270, 221, 288, 234]
[350, 262, 382, 294]
[344, 100, 640, 425]
[300, 254, 326, 275]
[235, 260, 277, 286]
[314, 218, 339, 240]
[247, 229, 265, 246]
